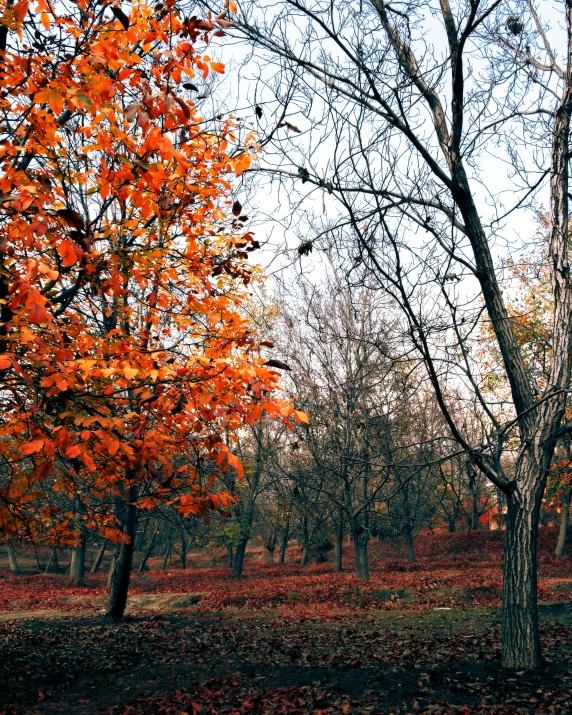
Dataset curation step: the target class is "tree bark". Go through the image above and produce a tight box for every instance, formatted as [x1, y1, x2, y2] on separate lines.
[45, 547, 60, 574]
[106, 485, 138, 620]
[69, 535, 86, 585]
[405, 526, 416, 563]
[354, 528, 370, 580]
[300, 515, 311, 566]
[278, 521, 289, 564]
[180, 530, 187, 570]
[448, 519, 456, 533]
[161, 543, 171, 571]
[226, 544, 234, 568]
[333, 521, 343, 572]
[501, 491, 543, 670]
[91, 540, 107, 574]
[138, 529, 157, 573]
[555, 485, 571, 557]
[232, 537, 248, 577]
[6, 539, 20, 575]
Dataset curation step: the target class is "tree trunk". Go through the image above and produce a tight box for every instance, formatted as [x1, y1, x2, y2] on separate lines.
[161, 543, 171, 571]
[501, 494, 542, 670]
[180, 530, 187, 569]
[226, 544, 234, 568]
[6, 539, 20, 575]
[138, 529, 157, 573]
[69, 535, 86, 585]
[555, 485, 570, 557]
[91, 540, 107, 574]
[405, 525, 416, 563]
[354, 528, 370, 580]
[45, 547, 60, 574]
[278, 535, 288, 564]
[448, 518, 456, 533]
[300, 515, 310, 566]
[333, 523, 343, 572]
[232, 537, 247, 577]
[106, 485, 138, 620]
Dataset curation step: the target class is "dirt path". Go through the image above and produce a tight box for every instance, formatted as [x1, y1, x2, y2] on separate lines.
[0, 593, 203, 622]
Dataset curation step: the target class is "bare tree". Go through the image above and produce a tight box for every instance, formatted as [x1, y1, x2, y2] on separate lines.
[276, 271, 397, 579]
[199, 0, 572, 668]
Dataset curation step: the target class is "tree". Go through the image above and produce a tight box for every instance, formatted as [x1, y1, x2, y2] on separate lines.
[276, 271, 396, 579]
[215, 0, 572, 668]
[0, 0, 305, 617]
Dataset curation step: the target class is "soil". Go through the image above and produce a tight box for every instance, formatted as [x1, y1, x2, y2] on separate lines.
[1, 605, 572, 715]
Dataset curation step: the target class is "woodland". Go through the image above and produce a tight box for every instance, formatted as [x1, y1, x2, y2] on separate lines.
[1, 0, 572, 713]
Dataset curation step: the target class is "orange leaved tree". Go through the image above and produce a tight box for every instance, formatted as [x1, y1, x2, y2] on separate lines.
[0, 0, 305, 615]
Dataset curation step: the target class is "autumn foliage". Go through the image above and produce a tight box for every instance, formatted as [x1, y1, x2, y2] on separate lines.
[0, 0, 303, 546]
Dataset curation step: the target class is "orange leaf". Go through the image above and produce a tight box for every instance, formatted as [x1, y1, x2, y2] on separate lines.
[210, 62, 225, 74]
[13, 0, 28, 21]
[65, 445, 81, 459]
[294, 409, 309, 424]
[27, 301, 47, 324]
[57, 239, 79, 267]
[226, 451, 243, 478]
[22, 439, 45, 455]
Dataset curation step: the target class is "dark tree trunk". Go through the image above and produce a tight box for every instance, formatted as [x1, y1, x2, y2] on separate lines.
[180, 530, 187, 570]
[106, 485, 138, 620]
[232, 538, 248, 577]
[300, 515, 310, 567]
[161, 543, 171, 571]
[91, 540, 107, 574]
[138, 528, 157, 573]
[354, 528, 370, 580]
[69, 535, 86, 585]
[264, 531, 277, 563]
[226, 544, 234, 568]
[448, 518, 456, 533]
[404, 522, 416, 563]
[278, 523, 289, 564]
[107, 551, 116, 589]
[555, 485, 570, 557]
[45, 547, 60, 574]
[501, 492, 542, 669]
[7, 539, 20, 575]
[333, 521, 343, 572]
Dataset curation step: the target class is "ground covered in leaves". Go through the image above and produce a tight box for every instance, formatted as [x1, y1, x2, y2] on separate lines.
[1, 532, 571, 714]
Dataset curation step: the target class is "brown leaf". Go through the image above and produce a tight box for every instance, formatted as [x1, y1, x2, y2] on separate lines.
[56, 208, 85, 230]
[232, 200, 242, 217]
[264, 359, 291, 371]
[111, 6, 130, 29]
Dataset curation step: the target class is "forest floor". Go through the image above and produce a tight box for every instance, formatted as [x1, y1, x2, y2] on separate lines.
[1, 533, 572, 715]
